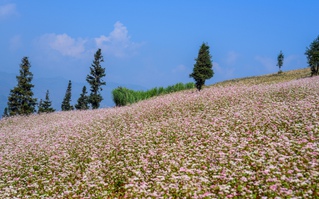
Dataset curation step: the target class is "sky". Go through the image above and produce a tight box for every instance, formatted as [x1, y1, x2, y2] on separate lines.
[1, 1, 319, 99]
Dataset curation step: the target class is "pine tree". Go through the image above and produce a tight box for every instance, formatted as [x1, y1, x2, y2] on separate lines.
[305, 35, 319, 76]
[86, 49, 106, 109]
[7, 57, 37, 116]
[277, 50, 284, 74]
[75, 86, 89, 110]
[38, 99, 43, 113]
[38, 90, 55, 113]
[61, 80, 74, 111]
[190, 43, 214, 91]
[2, 107, 9, 118]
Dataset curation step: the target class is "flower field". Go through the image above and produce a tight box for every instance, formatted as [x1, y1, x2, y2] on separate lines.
[0, 71, 319, 198]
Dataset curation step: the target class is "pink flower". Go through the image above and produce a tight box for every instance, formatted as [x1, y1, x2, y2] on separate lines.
[180, 167, 187, 172]
[287, 170, 294, 174]
[202, 192, 211, 197]
[240, 176, 248, 182]
[270, 184, 277, 191]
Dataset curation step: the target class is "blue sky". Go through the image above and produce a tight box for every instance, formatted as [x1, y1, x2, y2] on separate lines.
[1, 1, 319, 90]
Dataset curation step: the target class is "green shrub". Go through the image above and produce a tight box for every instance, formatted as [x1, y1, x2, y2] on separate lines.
[112, 82, 195, 106]
[112, 87, 135, 106]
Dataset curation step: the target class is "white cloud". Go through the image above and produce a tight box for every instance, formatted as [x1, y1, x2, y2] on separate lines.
[214, 62, 235, 79]
[285, 54, 301, 66]
[255, 55, 276, 72]
[35, 21, 142, 60]
[214, 62, 222, 72]
[9, 35, 22, 51]
[38, 33, 87, 58]
[95, 21, 143, 58]
[226, 51, 239, 65]
[96, 21, 129, 45]
[0, 3, 17, 20]
[172, 64, 187, 73]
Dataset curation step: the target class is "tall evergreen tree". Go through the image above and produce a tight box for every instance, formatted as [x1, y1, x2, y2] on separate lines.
[61, 80, 74, 111]
[38, 99, 43, 112]
[7, 57, 37, 116]
[38, 90, 55, 113]
[75, 86, 89, 110]
[190, 43, 214, 91]
[305, 35, 319, 76]
[2, 107, 9, 118]
[86, 48, 106, 109]
[277, 50, 284, 73]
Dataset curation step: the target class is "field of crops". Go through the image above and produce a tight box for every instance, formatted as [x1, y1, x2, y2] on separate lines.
[0, 70, 318, 198]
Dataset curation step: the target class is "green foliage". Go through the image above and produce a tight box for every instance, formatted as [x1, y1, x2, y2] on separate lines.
[86, 48, 106, 109]
[7, 57, 37, 116]
[112, 87, 136, 107]
[112, 82, 195, 106]
[277, 50, 284, 73]
[38, 90, 55, 113]
[190, 43, 214, 91]
[75, 86, 89, 110]
[61, 80, 74, 111]
[305, 35, 319, 76]
[2, 107, 9, 118]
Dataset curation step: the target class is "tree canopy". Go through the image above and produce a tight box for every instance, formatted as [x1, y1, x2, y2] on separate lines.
[75, 86, 89, 110]
[86, 49, 106, 109]
[305, 35, 319, 76]
[61, 80, 74, 111]
[7, 57, 37, 116]
[38, 90, 55, 113]
[2, 108, 9, 118]
[277, 50, 284, 73]
[190, 43, 214, 91]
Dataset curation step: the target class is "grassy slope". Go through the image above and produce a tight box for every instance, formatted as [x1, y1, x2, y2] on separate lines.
[0, 68, 318, 198]
[214, 68, 311, 86]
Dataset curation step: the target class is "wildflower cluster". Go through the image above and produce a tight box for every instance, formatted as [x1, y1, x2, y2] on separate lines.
[0, 76, 318, 198]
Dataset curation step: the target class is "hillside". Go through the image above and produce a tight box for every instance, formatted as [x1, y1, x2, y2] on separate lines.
[214, 68, 311, 86]
[0, 68, 318, 198]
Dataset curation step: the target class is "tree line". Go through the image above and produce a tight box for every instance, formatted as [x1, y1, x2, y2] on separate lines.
[2, 35, 319, 118]
[2, 49, 106, 117]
